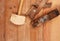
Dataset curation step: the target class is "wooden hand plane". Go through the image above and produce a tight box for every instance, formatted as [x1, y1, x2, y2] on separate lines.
[25, 0, 52, 20]
[31, 9, 59, 27]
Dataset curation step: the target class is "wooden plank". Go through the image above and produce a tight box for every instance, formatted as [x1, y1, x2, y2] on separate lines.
[30, 0, 44, 41]
[50, 15, 60, 41]
[18, 0, 31, 41]
[43, 22, 51, 41]
[44, 15, 60, 41]
[5, 0, 18, 41]
[30, 26, 43, 41]
[0, 0, 5, 41]
[29, 0, 37, 41]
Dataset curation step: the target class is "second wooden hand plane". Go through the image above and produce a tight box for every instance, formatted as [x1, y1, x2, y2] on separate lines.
[31, 9, 59, 27]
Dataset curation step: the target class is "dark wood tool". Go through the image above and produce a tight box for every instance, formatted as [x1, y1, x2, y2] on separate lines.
[31, 9, 59, 27]
[25, 0, 52, 20]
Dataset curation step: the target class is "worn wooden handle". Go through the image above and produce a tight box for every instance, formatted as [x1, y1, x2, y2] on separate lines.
[18, 0, 24, 15]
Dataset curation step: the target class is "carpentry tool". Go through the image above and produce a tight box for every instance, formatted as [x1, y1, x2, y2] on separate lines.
[10, 0, 26, 25]
[25, 0, 52, 20]
[31, 9, 59, 27]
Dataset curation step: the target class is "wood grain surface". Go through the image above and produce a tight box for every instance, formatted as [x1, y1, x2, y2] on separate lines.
[0, 0, 5, 41]
[0, 0, 60, 41]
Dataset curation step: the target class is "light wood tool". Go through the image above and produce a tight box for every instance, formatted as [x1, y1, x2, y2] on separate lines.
[10, 0, 25, 25]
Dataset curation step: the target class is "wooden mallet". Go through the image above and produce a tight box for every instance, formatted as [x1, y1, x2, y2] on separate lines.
[10, 0, 26, 25]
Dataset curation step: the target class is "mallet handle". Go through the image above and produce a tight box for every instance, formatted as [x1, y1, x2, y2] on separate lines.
[18, 0, 24, 15]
